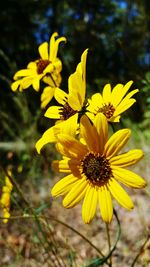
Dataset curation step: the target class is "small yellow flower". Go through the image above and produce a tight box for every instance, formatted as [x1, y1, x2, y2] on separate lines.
[11, 32, 66, 94]
[36, 49, 89, 153]
[0, 171, 13, 224]
[51, 114, 146, 224]
[88, 81, 139, 122]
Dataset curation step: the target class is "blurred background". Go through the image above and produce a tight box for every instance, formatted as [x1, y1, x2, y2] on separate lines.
[0, 1, 150, 266]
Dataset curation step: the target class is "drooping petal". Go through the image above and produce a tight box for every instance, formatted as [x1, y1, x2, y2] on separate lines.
[104, 129, 131, 159]
[112, 167, 147, 188]
[54, 88, 68, 105]
[94, 113, 108, 154]
[102, 84, 112, 103]
[80, 115, 100, 153]
[33, 77, 40, 91]
[14, 69, 35, 79]
[108, 178, 134, 210]
[63, 177, 88, 208]
[41, 86, 55, 109]
[82, 185, 98, 223]
[98, 185, 113, 223]
[11, 80, 22, 91]
[51, 174, 79, 197]
[56, 134, 88, 159]
[44, 106, 61, 119]
[35, 125, 58, 153]
[52, 158, 80, 176]
[38, 42, 49, 59]
[21, 76, 34, 89]
[110, 149, 144, 167]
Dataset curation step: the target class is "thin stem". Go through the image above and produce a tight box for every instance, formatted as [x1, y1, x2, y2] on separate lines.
[131, 235, 150, 267]
[105, 223, 112, 267]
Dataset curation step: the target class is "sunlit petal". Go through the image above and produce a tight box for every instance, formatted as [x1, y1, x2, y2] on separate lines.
[108, 178, 134, 210]
[82, 185, 98, 223]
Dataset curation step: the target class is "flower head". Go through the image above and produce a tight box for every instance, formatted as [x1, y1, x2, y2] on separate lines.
[88, 81, 139, 122]
[51, 114, 146, 224]
[11, 32, 66, 95]
[35, 49, 88, 153]
[0, 171, 13, 223]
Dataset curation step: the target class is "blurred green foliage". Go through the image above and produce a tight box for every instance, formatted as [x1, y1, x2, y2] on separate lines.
[0, 0, 150, 175]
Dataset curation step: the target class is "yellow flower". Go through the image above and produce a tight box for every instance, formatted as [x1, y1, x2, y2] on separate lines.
[36, 49, 88, 153]
[51, 114, 146, 224]
[11, 32, 66, 93]
[88, 81, 139, 122]
[0, 171, 13, 224]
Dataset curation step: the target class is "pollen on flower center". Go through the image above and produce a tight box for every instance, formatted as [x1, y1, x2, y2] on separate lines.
[98, 103, 115, 119]
[37, 59, 51, 74]
[81, 152, 112, 185]
[59, 102, 77, 120]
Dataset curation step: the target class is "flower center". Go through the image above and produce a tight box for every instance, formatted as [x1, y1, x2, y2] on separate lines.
[98, 103, 115, 119]
[37, 59, 51, 74]
[59, 102, 77, 120]
[81, 152, 112, 186]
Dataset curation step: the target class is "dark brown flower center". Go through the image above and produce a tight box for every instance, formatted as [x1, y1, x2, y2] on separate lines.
[37, 59, 51, 74]
[98, 103, 115, 119]
[59, 102, 77, 120]
[81, 152, 112, 186]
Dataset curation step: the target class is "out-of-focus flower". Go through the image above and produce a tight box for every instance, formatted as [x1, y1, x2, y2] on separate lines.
[0, 171, 13, 223]
[88, 81, 139, 122]
[51, 114, 146, 224]
[36, 49, 89, 153]
[11, 32, 66, 97]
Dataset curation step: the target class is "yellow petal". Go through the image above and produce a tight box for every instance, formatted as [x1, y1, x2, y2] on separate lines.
[52, 158, 80, 176]
[80, 115, 100, 153]
[111, 81, 133, 107]
[112, 167, 147, 188]
[41, 86, 55, 109]
[102, 84, 112, 103]
[33, 77, 40, 91]
[110, 149, 144, 167]
[88, 93, 103, 113]
[60, 114, 78, 137]
[14, 69, 35, 79]
[44, 106, 61, 119]
[49, 32, 66, 62]
[108, 178, 134, 210]
[21, 77, 34, 89]
[68, 49, 88, 111]
[98, 185, 113, 223]
[35, 126, 58, 153]
[114, 99, 136, 116]
[82, 185, 98, 224]
[63, 177, 88, 208]
[57, 134, 88, 159]
[54, 88, 68, 105]
[11, 80, 22, 91]
[104, 129, 131, 159]
[51, 174, 79, 197]
[49, 32, 58, 61]
[38, 42, 48, 59]
[94, 113, 108, 154]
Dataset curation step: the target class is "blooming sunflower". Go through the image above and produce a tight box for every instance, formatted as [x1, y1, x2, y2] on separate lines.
[35, 49, 89, 153]
[51, 114, 146, 224]
[0, 171, 13, 223]
[11, 32, 66, 93]
[88, 81, 139, 122]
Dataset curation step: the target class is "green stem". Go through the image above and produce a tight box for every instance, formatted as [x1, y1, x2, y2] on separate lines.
[105, 223, 112, 267]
